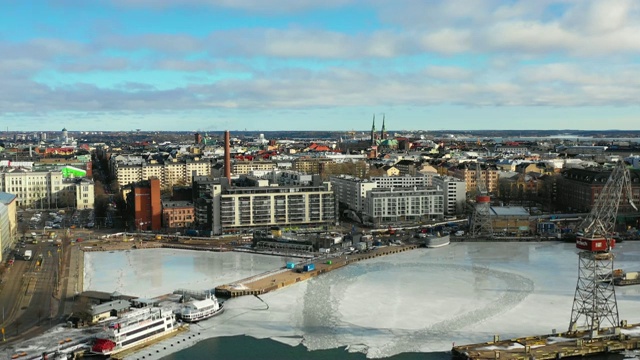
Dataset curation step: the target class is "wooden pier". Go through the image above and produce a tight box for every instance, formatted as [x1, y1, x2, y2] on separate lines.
[215, 245, 418, 298]
[452, 324, 640, 360]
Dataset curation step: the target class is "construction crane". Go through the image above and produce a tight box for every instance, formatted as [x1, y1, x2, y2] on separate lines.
[569, 161, 637, 336]
[470, 161, 493, 238]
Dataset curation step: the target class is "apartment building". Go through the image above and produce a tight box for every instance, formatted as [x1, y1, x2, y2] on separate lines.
[364, 187, 443, 227]
[231, 161, 277, 175]
[447, 164, 499, 194]
[292, 158, 334, 175]
[330, 175, 377, 213]
[114, 157, 211, 189]
[370, 174, 433, 188]
[432, 175, 466, 215]
[218, 184, 335, 233]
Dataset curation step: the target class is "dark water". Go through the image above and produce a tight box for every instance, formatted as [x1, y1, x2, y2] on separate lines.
[158, 335, 633, 360]
[158, 335, 445, 360]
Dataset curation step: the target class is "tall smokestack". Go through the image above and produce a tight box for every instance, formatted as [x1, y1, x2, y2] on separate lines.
[224, 130, 231, 181]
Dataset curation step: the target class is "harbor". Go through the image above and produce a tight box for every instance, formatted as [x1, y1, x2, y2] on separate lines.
[452, 324, 640, 360]
[215, 244, 418, 297]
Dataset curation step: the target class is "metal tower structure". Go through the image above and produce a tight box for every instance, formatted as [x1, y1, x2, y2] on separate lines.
[470, 162, 493, 237]
[569, 161, 637, 336]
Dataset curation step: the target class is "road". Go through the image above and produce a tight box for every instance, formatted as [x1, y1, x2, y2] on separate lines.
[0, 239, 66, 342]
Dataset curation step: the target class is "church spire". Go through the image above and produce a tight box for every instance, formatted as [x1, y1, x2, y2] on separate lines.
[370, 114, 377, 145]
[381, 114, 387, 140]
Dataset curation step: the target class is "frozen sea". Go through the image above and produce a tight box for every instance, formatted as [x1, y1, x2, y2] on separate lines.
[80, 241, 640, 359]
[28, 242, 640, 359]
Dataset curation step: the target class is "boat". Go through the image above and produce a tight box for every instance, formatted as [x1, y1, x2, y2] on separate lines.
[422, 233, 450, 248]
[91, 306, 178, 356]
[176, 293, 224, 323]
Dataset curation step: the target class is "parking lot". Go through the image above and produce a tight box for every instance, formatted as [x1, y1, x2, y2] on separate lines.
[18, 209, 95, 235]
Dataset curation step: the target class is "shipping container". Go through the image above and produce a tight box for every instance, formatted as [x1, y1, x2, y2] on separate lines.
[286, 262, 296, 269]
[576, 237, 615, 251]
[318, 248, 330, 253]
[326, 260, 332, 265]
[303, 263, 315, 272]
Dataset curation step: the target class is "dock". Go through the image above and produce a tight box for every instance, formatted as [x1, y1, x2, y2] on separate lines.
[215, 245, 418, 298]
[452, 323, 640, 360]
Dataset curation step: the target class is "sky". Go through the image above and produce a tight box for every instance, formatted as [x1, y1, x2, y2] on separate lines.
[1, 0, 640, 132]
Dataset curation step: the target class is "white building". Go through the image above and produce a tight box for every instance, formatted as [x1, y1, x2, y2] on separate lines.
[218, 184, 336, 233]
[330, 175, 377, 213]
[0, 170, 94, 209]
[364, 187, 443, 226]
[432, 175, 466, 215]
[370, 174, 433, 188]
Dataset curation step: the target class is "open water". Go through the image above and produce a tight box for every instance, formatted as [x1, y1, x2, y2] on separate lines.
[158, 335, 632, 360]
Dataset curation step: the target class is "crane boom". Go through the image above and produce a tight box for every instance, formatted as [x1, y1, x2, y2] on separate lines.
[576, 161, 635, 239]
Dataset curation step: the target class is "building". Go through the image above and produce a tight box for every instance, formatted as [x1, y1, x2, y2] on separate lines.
[192, 176, 224, 235]
[126, 177, 162, 231]
[394, 160, 421, 176]
[231, 161, 277, 176]
[0, 195, 17, 260]
[0, 170, 93, 209]
[113, 157, 212, 189]
[447, 163, 500, 195]
[161, 200, 195, 231]
[490, 206, 532, 236]
[364, 187, 443, 227]
[371, 174, 433, 188]
[330, 175, 377, 213]
[67, 178, 95, 210]
[557, 168, 640, 213]
[433, 175, 466, 215]
[292, 158, 334, 175]
[219, 183, 335, 233]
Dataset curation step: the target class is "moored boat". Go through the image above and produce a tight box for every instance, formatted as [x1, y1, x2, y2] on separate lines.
[91, 306, 177, 356]
[423, 234, 450, 248]
[177, 293, 224, 323]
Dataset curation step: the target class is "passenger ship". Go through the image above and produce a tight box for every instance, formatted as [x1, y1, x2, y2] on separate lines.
[91, 306, 178, 355]
[177, 293, 224, 323]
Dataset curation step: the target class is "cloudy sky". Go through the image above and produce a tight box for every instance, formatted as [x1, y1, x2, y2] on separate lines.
[2, 0, 639, 132]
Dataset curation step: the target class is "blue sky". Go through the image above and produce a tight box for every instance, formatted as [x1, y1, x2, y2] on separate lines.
[1, 0, 639, 132]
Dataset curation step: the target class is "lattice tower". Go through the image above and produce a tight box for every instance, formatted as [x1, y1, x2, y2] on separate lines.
[568, 161, 637, 336]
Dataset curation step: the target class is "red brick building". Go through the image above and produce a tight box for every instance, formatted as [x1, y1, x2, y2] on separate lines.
[128, 177, 162, 231]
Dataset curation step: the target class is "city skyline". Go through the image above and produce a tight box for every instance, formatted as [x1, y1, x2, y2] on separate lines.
[2, 0, 639, 131]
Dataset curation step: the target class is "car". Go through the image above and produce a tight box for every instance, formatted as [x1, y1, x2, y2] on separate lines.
[52, 224, 61, 229]
[76, 238, 83, 242]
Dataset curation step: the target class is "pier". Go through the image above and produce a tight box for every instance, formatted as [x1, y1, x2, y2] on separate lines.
[215, 245, 418, 298]
[452, 324, 640, 360]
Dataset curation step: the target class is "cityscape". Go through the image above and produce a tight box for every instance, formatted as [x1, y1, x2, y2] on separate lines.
[0, 126, 640, 359]
[2, 0, 640, 359]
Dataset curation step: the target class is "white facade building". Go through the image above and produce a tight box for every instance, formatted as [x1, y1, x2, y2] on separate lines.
[370, 174, 433, 188]
[433, 175, 466, 215]
[0, 170, 94, 209]
[364, 187, 443, 226]
[330, 175, 377, 213]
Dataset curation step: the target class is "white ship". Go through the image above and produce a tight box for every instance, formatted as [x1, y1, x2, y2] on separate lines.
[417, 232, 450, 248]
[177, 293, 224, 323]
[91, 306, 178, 355]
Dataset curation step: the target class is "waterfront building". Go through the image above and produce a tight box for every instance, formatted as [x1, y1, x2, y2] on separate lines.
[432, 176, 466, 215]
[557, 167, 640, 213]
[330, 175, 377, 214]
[364, 187, 443, 227]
